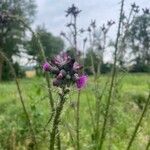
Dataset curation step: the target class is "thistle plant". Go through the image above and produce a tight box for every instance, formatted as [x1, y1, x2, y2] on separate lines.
[78, 15, 115, 149]
[118, 2, 139, 68]
[0, 10, 54, 149]
[99, 0, 125, 149]
[126, 92, 150, 150]
[0, 11, 54, 109]
[0, 12, 37, 148]
[60, 4, 84, 150]
[86, 19, 115, 77]
[43, 51, 87, 89]
[61, 4, 116, 149]
[43, 51, 87, 150]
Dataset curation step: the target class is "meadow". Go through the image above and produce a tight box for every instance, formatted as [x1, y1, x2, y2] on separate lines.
[1, 0, 150, 149]
[0, 73, 149, 150]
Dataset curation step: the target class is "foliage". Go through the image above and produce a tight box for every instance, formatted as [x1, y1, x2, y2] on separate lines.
[0, 0, 36, 80]
[2, 61, 25, 81]
[127, 11, 150, 72]
[0, 74, 149, 149]
[27, 26, 64, 63]
[84, 49, 113, 74]
[84, 49, 99, 74]
[130, 60, 150, 72]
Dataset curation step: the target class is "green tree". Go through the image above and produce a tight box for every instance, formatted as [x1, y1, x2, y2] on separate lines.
[128, 10, 150, 72]
[84, 49, 99, 74]
[84, 49, 112, 74]
[0, 0, 36, 80]
[27, 26, 64, 63]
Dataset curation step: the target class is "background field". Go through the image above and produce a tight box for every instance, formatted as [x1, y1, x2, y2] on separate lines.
[0, 73, 149, 149]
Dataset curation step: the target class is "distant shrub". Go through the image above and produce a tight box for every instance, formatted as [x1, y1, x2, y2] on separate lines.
[84, 62, 113, 75]
[2, 61, 12, 81]
[14, 62, 25, 78]
[129, 64, 150, 73]
[2, 62, 25, 81]
[100, 63, 113, 74]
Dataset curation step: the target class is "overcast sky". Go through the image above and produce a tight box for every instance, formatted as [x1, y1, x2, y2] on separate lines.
[31, 0, 150, 62]
[33, 0, 150, 35]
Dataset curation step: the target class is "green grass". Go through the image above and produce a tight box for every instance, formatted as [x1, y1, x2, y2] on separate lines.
[0, 73, 149, 149]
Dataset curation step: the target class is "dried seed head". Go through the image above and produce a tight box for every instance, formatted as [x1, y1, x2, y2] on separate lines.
[66, 4, 81, 17]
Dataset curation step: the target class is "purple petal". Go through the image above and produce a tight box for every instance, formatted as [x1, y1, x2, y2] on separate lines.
[43, 62, 52, 71]
[53, 52, 70, 66]
[73, 62, 83, 71]
[76, 75, 88, 89]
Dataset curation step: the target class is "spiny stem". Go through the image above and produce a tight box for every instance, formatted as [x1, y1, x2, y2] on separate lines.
[126, 92, 150, 150]
[71, 9, 81, 150]
[0, 51, 37, 146]
[146, 138, 150, 150]
[73, 15, 78, 55]
[1, 14, 55, 150]
[99, 0, 125, 149]
[56, 128, 61, 150]
[50, 88, 66, 150]
[76, 91, 81, 150]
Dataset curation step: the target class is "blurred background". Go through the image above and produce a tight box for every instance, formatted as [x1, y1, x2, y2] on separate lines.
[0, 0, 150, 81]
[0, 0, 150, 149]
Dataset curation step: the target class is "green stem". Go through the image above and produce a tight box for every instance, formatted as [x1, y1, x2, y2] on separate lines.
[50, 89, 66, 150]
[126, 92, 150, 150]
[146, 138, 150, 150]
[56, 128, 61, 150]
[76, 91, 81, 150]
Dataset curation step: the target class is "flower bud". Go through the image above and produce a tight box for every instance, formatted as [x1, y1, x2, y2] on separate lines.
[73, 73, 79, 81]
[62, 58, 75, 71]
[57, 69, 67, 79]
[66, 74, 71, 80]
[53, 79, 61, 87]
[51, 67, 60, 74]
[43, 62, 52, 71]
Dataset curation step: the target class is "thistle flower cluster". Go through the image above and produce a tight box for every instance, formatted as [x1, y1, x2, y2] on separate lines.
[65, 4, 81, 17]
[43, 51, 87, 90]
[131, 3, 139, 13]
[142, 8, 150, 14]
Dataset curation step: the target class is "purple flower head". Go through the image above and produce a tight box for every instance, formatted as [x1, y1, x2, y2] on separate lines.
[76, 75, 88, 90]
[42, 51, 87, 89]
[57, 69, 66, 79]
[43, 62, 52, 71]
[52, 52, 71, 67]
